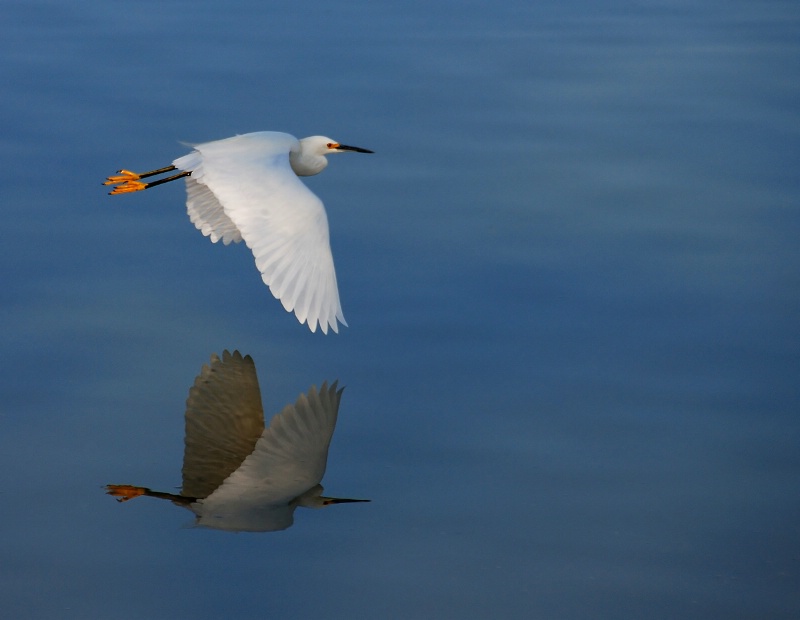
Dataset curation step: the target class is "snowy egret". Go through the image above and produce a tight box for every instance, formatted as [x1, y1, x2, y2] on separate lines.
[106, 350, 368, 532]
[104, 132, 374, 334]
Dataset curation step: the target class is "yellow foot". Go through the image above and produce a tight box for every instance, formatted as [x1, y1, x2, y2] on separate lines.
[106, 484, 147, 502]
[108, 180, 147, 195]
[103, 169, 141, 185]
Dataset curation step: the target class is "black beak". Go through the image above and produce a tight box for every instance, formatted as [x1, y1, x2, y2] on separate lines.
[335, 144, 374, 154]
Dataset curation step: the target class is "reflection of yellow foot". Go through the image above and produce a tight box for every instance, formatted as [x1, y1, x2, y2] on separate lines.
[108, 180, 147, 195]
[106, 484, 147, 502]
[103, 169, 141, 185]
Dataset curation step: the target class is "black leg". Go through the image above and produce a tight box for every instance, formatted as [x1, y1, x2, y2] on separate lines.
[142, 170, 191, 189]
[136, 165, 178, 179]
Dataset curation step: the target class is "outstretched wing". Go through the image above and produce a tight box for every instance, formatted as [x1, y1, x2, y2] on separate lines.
[174, 132, 346, 334]
[201, 381, 342, 507]
[181, 350, 265, 499]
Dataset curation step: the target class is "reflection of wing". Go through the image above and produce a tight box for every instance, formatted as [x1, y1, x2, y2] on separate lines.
[199, 382, 342, 514]
[181, 350, 265, 499]
[173, 132, 345, 334]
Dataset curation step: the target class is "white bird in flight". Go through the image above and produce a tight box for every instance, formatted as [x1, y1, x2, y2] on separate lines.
[104, 132, 374, 334]
[106, 350, 368, 532]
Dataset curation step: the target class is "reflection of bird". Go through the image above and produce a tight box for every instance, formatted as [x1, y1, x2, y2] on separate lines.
[106, 350, 368, 532]
[104, 132, 374, 334]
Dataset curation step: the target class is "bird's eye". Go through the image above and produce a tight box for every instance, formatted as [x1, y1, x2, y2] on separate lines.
[326, 143, 334, 148]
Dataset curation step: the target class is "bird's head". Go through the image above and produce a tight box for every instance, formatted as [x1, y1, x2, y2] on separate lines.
[301, 135, 375, 156]
[292, 136, 374, 176]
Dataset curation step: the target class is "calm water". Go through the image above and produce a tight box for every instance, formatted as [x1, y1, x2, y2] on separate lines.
[2, 1, 799, 618]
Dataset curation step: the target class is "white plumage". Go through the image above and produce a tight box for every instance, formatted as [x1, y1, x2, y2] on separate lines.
[105, 131, 373, 334]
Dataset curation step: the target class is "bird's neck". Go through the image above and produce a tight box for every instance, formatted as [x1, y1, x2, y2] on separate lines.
[290, 145, 328, 177]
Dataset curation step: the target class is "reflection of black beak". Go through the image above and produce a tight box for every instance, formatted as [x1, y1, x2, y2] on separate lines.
[322, 497, 371, 505]
[335, 144, 374, 154]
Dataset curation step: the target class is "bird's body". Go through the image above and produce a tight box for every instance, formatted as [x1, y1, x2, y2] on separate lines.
[105, 132, 373, 334]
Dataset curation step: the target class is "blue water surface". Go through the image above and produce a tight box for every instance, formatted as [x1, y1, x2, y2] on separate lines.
[1, 1, 798, 618]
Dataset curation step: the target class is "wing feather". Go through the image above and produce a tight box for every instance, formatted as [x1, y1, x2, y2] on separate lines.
[181, 350, 265, 499]
[201, 381, 342, 506]
[185, 176, 242, 245]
